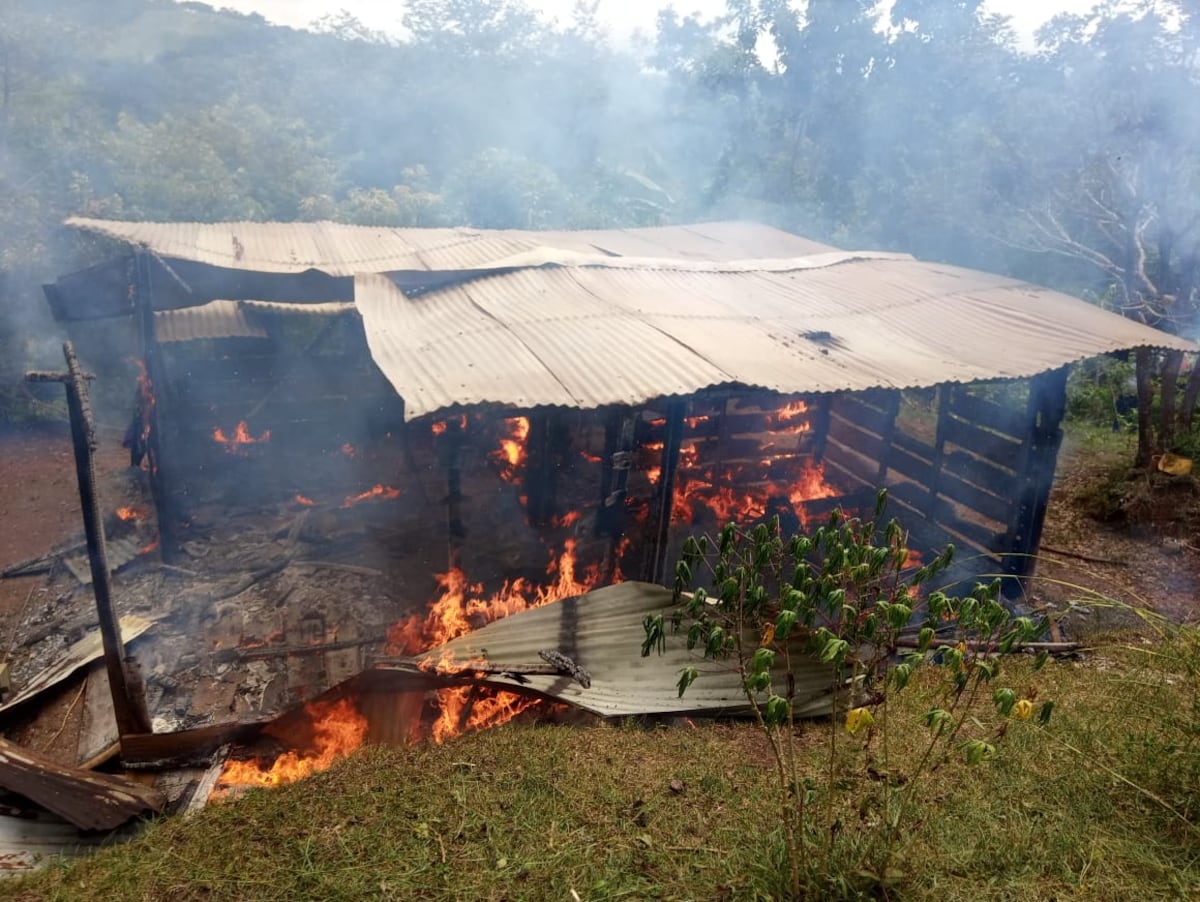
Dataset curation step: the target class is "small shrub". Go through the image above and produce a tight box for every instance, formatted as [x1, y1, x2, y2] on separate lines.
[642, 491, 1052, 898]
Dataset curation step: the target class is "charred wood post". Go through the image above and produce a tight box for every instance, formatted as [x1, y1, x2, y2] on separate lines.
[133, 249, 178, 563]
[648, 400, 686, 585]
[440, 416, 467, 569]
[1001, 368, 1068, 584]
[806, 394, 835, 466]
[872, 391, 902, 484]
[524, 412, 569, 526]
[25, 344, 152, 737]
[926, 385, 953, 524]
[597, 410, 635, 584]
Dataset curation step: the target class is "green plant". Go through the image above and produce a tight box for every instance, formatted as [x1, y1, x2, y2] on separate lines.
[642, 491, 1052, 898]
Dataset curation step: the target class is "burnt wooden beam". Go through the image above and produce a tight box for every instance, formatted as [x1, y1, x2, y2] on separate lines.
[523, 412, 569, 527]
[134, 249, 179, 563]
[439, 416, 467, 569]
[649, 400, 686, 585]
[1001, 368, 1068, 582]
[24, 345, 152, 738]
[0, 737, 163, 830]
[597, 410, 635, 584]
[120, 721, 267, 770]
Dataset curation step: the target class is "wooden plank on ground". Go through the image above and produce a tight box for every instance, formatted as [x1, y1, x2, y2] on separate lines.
[0, 738, 163, 831]
[76, 664, 117, 767]
[120, 721, 265, 769]
[0, 616, 155, 721]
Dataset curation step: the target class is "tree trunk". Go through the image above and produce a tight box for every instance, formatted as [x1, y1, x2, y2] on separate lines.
[1179, 354, 1200, 434]
[1134, 347, 1157, 469]
[1159, 349, 1184, 453]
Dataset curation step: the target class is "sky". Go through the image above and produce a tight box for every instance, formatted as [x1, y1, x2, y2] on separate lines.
[201, 0, 1098, 44]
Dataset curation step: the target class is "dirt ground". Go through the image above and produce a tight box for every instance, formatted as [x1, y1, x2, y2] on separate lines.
[0, 425, 130, 623]
[1026, 431, 1200, 629]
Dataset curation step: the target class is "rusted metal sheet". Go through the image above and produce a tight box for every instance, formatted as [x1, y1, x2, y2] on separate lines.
[387, 581, 846, 719]
[64, 218, 832, 276]
[154, 300, 267, 343]
[0, 738, 164, 831]
[354, 260, 1196, 420]
[0, 616, 155, 721]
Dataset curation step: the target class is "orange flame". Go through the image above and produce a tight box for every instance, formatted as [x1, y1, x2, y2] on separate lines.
[139, 535, 160, 555]
[115, 505, 147, 522]
[213, 421, 270, 454]
[340, 484, 401, 508]
[294, 494, 316, 507]
[386, 539, 601, 741]
[131, 359, 156, 472]
[772, 400, 810, 425]
[551, 510, 583, 529]
[492, 417, 530, 482]
[430, 688, 540, 745]
[218, 697, 368, 788]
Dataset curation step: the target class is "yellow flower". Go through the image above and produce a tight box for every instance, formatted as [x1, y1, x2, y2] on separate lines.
[1012, 699, 1034, 720]
[845, 707, 875, 735]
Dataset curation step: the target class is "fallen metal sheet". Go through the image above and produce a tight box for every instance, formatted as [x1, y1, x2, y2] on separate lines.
[62, 536, 143, 585]
[0, 738, 164, 831]
[0, 615, 155, 720]
[0, 809, 136, 877]
[403, 581, 844, 719]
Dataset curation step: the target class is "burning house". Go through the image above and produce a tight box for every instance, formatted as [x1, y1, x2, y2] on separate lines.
[16, 216, 1191, 791]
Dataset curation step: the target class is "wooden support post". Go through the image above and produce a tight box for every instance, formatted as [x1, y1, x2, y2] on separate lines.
[523, 412, 566, 527]
[597, 409, 635, 584]
[25, 343, 152, 738]
[133, 249, 178, 563]
[808, 394, 834, 463]
[926, 385, 953, 524]
[873, 390, 902, 485]
[441, 416, 467, 570]
[649, 400, 686, 585]
[1001, 368, 1069, 586]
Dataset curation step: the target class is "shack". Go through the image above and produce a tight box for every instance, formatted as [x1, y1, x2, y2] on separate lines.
[46, 217, 1191, 600]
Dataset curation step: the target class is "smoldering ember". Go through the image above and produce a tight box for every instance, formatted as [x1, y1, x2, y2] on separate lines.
[0, 212, 1192, 874]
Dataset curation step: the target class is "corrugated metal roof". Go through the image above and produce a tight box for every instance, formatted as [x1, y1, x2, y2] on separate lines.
[154, 300, 267, 343]
[404, 581, 845, 718]
[154, 300, 353, 343]
[354, 259, 1197, 420]
[64, 218, 836, 276]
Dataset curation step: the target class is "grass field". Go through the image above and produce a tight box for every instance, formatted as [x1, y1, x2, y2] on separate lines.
[4, 627, 1200, 901]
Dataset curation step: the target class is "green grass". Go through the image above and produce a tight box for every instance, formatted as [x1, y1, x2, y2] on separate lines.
[7, 633, 1200, 901]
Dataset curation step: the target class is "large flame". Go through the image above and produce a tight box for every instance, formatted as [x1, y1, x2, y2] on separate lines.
[218, 697, 368, 788]
[386, 538, 601, 743]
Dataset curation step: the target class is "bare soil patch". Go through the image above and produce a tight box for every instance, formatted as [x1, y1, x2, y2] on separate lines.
[1029, 430, 1200, 628]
